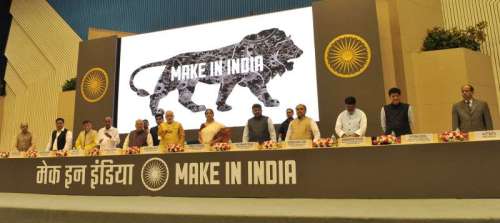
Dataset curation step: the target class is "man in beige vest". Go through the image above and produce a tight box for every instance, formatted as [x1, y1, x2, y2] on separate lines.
[14, 122, 34, 152]
[285, 104, 320, 141]
[452, 84, 493, 132]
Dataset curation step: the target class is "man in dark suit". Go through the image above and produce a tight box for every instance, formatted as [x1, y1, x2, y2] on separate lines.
[149, 113, 164, 146]
[452, 84, 493, 132]
[277, 108, 294, 141]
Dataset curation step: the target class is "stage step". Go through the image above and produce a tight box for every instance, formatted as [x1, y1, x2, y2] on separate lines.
[1, 193, 499, 223]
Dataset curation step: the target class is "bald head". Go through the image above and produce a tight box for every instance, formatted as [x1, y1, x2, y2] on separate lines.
[461, 84, 474, 100]
[165, 110, 174, 124]
[135, 119, 144, 131]
[104, 116, 112, 129]
[20, 122, 28, 133]
[295, 104, 307, 118]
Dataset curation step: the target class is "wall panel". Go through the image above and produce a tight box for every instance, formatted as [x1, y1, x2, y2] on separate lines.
[47, 0, 312, 38]
[442, 0, 500, 113]
[0, 0, 81, 151]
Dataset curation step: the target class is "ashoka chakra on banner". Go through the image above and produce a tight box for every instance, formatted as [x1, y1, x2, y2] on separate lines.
[324, 34, 371, 78]
[141, 157, 169, 192]
[81, 67, 109, 103]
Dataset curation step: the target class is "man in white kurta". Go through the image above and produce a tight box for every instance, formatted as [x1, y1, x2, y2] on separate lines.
[97, 116, 120, 149]
[335, 97, 367, 137]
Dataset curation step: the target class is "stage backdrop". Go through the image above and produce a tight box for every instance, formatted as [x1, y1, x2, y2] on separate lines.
[74, 36, 119, 133]
[74, 0, 387, 142]
[313, 0, 386, 137]
[118, 7, 319, 132]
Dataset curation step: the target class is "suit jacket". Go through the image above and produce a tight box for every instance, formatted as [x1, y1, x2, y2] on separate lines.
[150, 126, 160, 146]
[452, 99, 493, 132]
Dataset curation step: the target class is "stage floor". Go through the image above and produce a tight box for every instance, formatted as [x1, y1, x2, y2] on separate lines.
[1, 193, 500, 223]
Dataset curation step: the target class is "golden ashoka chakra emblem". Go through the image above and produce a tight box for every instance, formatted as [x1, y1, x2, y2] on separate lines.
[81, 67, 109, 103]
[324, 34, 371, 78]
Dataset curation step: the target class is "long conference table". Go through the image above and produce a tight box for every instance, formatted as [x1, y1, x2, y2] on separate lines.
[0, 140, 499, 199]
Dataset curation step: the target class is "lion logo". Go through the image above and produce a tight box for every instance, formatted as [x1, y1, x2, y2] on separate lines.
[129, 28, 303, 115]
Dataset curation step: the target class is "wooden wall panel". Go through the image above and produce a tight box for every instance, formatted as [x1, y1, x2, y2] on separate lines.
[441, 0, 500, 115]
[0, 0, 81, 151]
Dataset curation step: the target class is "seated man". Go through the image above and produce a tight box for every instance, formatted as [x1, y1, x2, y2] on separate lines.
[97, 116, 120, 150]
[123, 119, 153, 149]
[335, 96, 367, 137]
[75, 120, 98, 153]
[46, 118, 73, 151]
[242, 104, 276, 143]
[14, 122, 34, 152]
[158, 110, 185, 148]
[285, 104, 320, 141]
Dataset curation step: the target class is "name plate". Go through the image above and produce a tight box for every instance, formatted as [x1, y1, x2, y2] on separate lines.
[69, 150, 85, 157]
[401, 134, 438, 144]
[141, 146, 160, 154]
[141, 146, 157, 150]
[186, 144, 209, 152]
[284, 140, 312, 149]
[232, 142, 258, 151]
[9, 151, 21, 158]
[101, 148, 121, 156]
[469, 130, 500, 141]
[38, 151, 52, 157]
[337, 137, 372, 147]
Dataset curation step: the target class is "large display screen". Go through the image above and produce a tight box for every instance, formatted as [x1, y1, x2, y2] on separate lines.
[118, 7, 318, 132]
